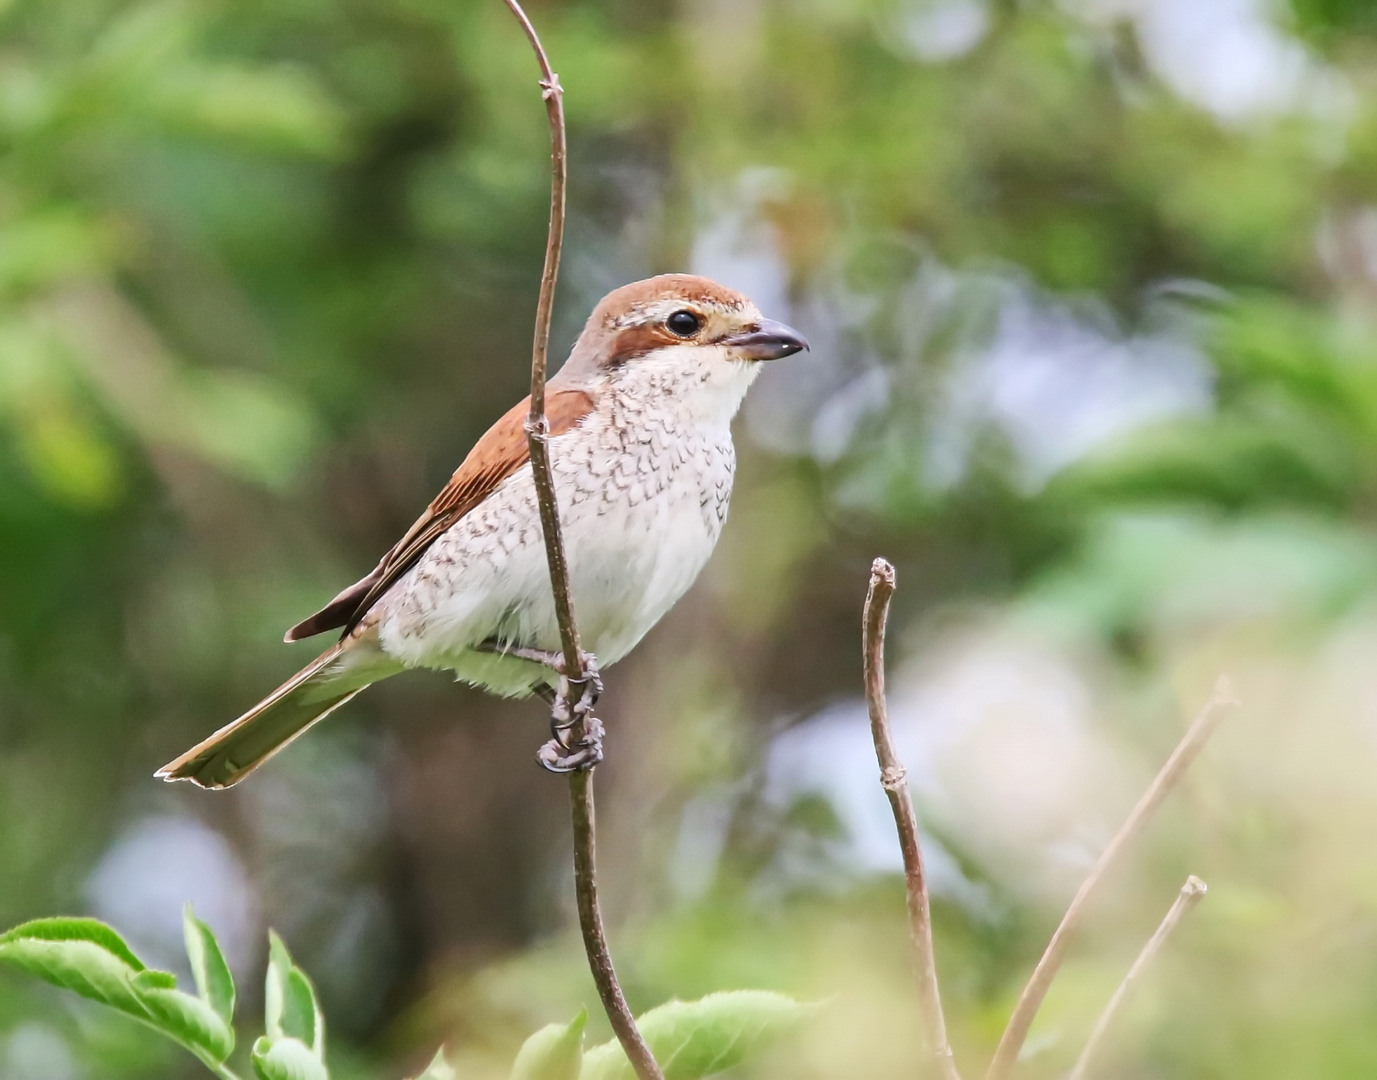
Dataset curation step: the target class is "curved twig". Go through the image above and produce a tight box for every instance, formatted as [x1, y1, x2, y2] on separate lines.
[864, 559, 962, 1080]
[501, 0, 581, 681]
[984, 679, 1238, 1080]
[1067, 876, 1208, 1080]
[498, 4, 663, 1079]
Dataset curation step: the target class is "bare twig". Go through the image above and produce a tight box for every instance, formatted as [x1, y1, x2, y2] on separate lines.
[1067, 875, 1208, 1080]
[498, 4, 663, 1079]
[501, 0, 581, 682]
[864, 558, 962, 1080]
[985, 680, 1238, 1080]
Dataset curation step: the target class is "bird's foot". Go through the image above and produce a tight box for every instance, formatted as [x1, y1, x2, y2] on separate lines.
[537, 716, 604, 773]
[478, 640, 604, 771]
[553, 651, 602, 722]
[479, 640, 602, 708]
[545, 652, 601, 772]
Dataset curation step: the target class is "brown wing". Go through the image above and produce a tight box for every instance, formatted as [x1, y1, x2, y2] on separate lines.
[285, 389, 595, 642]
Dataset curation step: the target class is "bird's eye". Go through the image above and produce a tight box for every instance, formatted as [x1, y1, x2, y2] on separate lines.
[666, 310, 701, 337]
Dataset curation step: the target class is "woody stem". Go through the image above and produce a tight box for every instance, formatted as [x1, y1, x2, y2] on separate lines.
[498, 4, 664, 1080]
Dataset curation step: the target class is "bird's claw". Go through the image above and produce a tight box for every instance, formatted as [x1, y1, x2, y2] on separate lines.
[553, 651, 602, 722]
[541, 652, 602, 772]
[537, 716, 604, 773]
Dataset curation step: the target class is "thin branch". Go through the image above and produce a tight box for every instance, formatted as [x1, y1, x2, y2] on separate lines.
[501, 0, 581, 681]
[864, 558, 962, 1080]
[1067, 875, 1208, 1080]
[569, 771, 653, 1063]
[985, 680, 1238, 1080]
[497, 5, 663, 1080]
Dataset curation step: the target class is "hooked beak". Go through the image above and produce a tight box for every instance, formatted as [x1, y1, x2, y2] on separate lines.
[720, 318, 810, 361]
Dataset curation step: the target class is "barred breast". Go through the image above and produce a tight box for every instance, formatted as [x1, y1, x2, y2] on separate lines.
[374, 362, 745, 697]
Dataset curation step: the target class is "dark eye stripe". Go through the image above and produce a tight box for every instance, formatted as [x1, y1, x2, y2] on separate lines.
[604, 323, 680, 366]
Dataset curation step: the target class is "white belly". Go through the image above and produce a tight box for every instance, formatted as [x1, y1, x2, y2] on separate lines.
[374, 412, 735, 696]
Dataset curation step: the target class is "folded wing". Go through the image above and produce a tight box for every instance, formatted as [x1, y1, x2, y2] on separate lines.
[285, 388, 595, 642]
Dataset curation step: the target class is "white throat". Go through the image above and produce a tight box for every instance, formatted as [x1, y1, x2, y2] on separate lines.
[612, 345, 762, 430]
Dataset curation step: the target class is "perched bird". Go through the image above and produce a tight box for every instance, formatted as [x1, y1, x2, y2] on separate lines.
[157, 274, 808, 788]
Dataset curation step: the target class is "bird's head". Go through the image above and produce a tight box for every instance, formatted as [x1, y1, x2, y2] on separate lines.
[557, 275, 808, 414]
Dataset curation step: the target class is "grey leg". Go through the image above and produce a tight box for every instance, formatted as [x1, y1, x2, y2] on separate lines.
[478, 640, 604, 772]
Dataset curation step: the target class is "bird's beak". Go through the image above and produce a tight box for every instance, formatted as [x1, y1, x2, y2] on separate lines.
[720, 318, 810, 361]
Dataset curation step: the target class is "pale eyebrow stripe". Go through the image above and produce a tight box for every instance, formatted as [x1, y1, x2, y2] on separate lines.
[615, 299, 743, 328]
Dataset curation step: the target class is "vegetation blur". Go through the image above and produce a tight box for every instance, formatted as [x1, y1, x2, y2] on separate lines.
[3, 0, 1377, 1076]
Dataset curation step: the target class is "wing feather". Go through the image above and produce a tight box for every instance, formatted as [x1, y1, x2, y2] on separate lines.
[285, 389, 594, 642]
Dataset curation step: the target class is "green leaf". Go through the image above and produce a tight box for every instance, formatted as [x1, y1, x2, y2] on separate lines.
[0, 917, 146, 970]
[183, 903, 236, 1026]
[265, 932, 324, 1058]
[512, 1008, 587, 1080]
[253, 1035, 330, 1080]
[579, 992, 809, 1080]
[0, 917, 233, 1065]
[131, 968, 178, 990]
[0, 918, 151, 1019]
[411, 1047, 457, 1080]
[133, 971, 235, 1062]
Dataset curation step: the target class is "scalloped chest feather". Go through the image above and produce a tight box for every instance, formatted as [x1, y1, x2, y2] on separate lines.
[373, 355, 757, 695]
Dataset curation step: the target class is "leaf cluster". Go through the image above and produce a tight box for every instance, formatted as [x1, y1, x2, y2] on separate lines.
[0, 911, 807, 1080]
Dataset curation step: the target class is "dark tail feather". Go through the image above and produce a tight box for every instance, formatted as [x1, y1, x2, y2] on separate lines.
[156, 644, 388, 789]
[284, 572, 377, 642]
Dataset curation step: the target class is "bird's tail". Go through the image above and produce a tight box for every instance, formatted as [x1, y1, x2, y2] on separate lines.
[156, 641, 399, 790]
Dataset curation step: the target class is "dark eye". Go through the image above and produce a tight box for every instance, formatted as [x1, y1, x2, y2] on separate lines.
[666, 309, 701, 337]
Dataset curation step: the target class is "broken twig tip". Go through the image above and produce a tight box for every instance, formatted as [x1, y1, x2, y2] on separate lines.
[1211, 674, 1241, 708]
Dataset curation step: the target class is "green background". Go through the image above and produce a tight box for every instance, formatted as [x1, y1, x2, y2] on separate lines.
[3, 0, 1377, 1076]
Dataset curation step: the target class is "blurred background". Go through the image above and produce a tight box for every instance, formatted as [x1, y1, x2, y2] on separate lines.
[4, 0, 1377, 1076]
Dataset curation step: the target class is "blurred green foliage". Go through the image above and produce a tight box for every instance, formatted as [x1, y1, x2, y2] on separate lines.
[5, 0, 1377, 1077]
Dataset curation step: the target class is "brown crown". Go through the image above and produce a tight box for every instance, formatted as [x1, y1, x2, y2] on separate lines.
[592, 274, 750, 327]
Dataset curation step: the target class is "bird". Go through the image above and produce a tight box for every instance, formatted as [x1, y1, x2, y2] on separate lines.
[157, 274, 808, 789]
